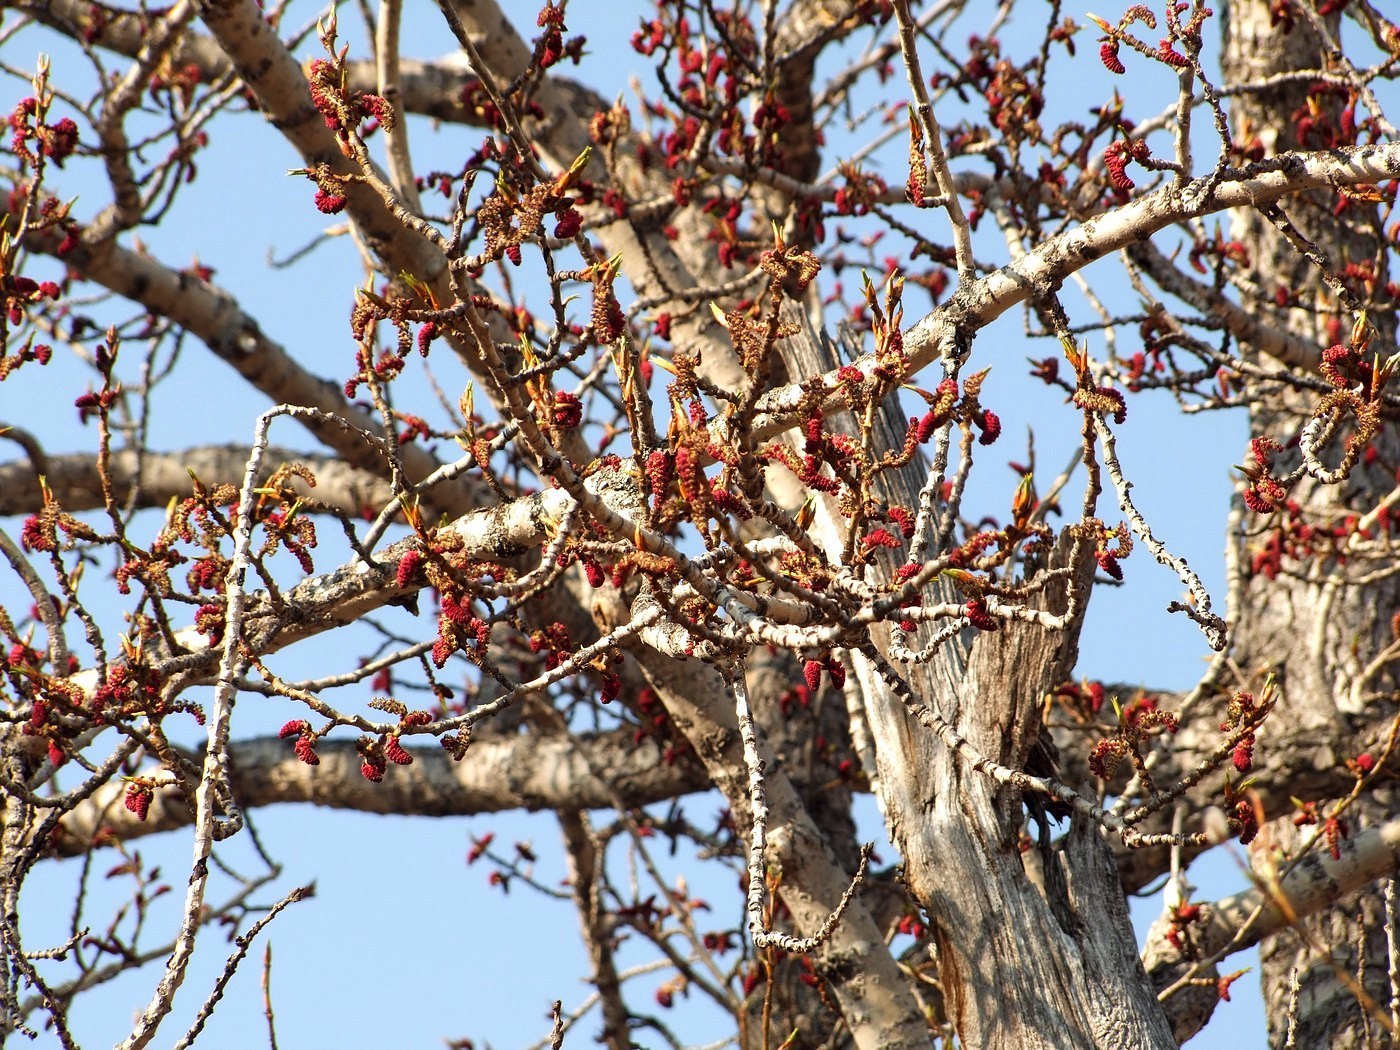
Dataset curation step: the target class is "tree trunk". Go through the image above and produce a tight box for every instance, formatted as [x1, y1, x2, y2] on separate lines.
[775, 315, 1177, 1048]
[1223, 2, 1400, 1044]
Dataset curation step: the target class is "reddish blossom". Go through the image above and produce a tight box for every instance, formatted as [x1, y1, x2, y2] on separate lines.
[1231, 731, 1255, 773]
[552, 390, 583, 429]
[123, 782, 153, 821]
[976, 409, 1001, 445]
[396, 549, 423, 588]
[1099, 40, 1126, 74]
[600, 670, 621, 704]
[467, 832, 495, 865]
[384, 735, 413, 765]
[826, 658, 846, 690]
[293, 736, 319, 766]
[862, 527, 901, 551]
[553, 207, 583, 239]
[965, 597, 998, 632]
[887, 505, 915, 539]
[314, 187, 347, 214]
[1157, 38, 1192, 68]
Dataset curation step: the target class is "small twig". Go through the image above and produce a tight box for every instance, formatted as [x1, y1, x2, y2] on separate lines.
[1091, 411, 1227, 650]
[374, 0, 421, 215]
[1284, 967, 1301, 1050]
[262, 942, 280, 1050]
[1387, 879, 1399, 1040]
[891, 0, 975, 281]
[549, 998, 565, 1050]
[114, 404, 335, 1049]
[172, 884, 313, 1050]
[727, 664, 872, 953]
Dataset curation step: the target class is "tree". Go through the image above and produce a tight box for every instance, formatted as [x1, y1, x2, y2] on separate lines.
[2, 0, 1399, 1045]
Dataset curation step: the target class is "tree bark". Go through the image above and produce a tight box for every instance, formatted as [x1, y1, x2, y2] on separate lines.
[773, 313, 1177, 1048]
[1223, 2, 1400, 1045]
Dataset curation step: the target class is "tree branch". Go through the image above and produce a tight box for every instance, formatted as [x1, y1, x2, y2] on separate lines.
[0, 446, 394, 519]
[53, 730, 708, 854]
[751, 143, 1400, 440]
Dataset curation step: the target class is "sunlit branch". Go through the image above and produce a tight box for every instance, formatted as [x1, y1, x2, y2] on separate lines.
[729, 664, 872, 954]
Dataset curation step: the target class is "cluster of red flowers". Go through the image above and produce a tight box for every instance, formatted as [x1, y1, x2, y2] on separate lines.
[8, 96, 78, 168]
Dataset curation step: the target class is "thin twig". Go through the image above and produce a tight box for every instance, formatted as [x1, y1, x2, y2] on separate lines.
[172, 885, 313, 1050]
[728, 664, 872, 953]
[891, 0, 975, 281]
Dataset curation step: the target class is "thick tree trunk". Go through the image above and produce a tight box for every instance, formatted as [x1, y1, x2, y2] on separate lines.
[1223, 2, 1400, 1044]
[775, 316, 1177, 1048]
[856, 576, 1176, 1048]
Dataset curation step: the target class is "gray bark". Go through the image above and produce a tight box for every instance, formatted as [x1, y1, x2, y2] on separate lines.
[774, 314, 1177, 1048]
[1223, 3, 1400, 1045]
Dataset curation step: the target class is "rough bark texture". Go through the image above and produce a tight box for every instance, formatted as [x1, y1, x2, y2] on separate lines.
[1224, 3, 1400, 1045]
[774, 314, 1176, 1048]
